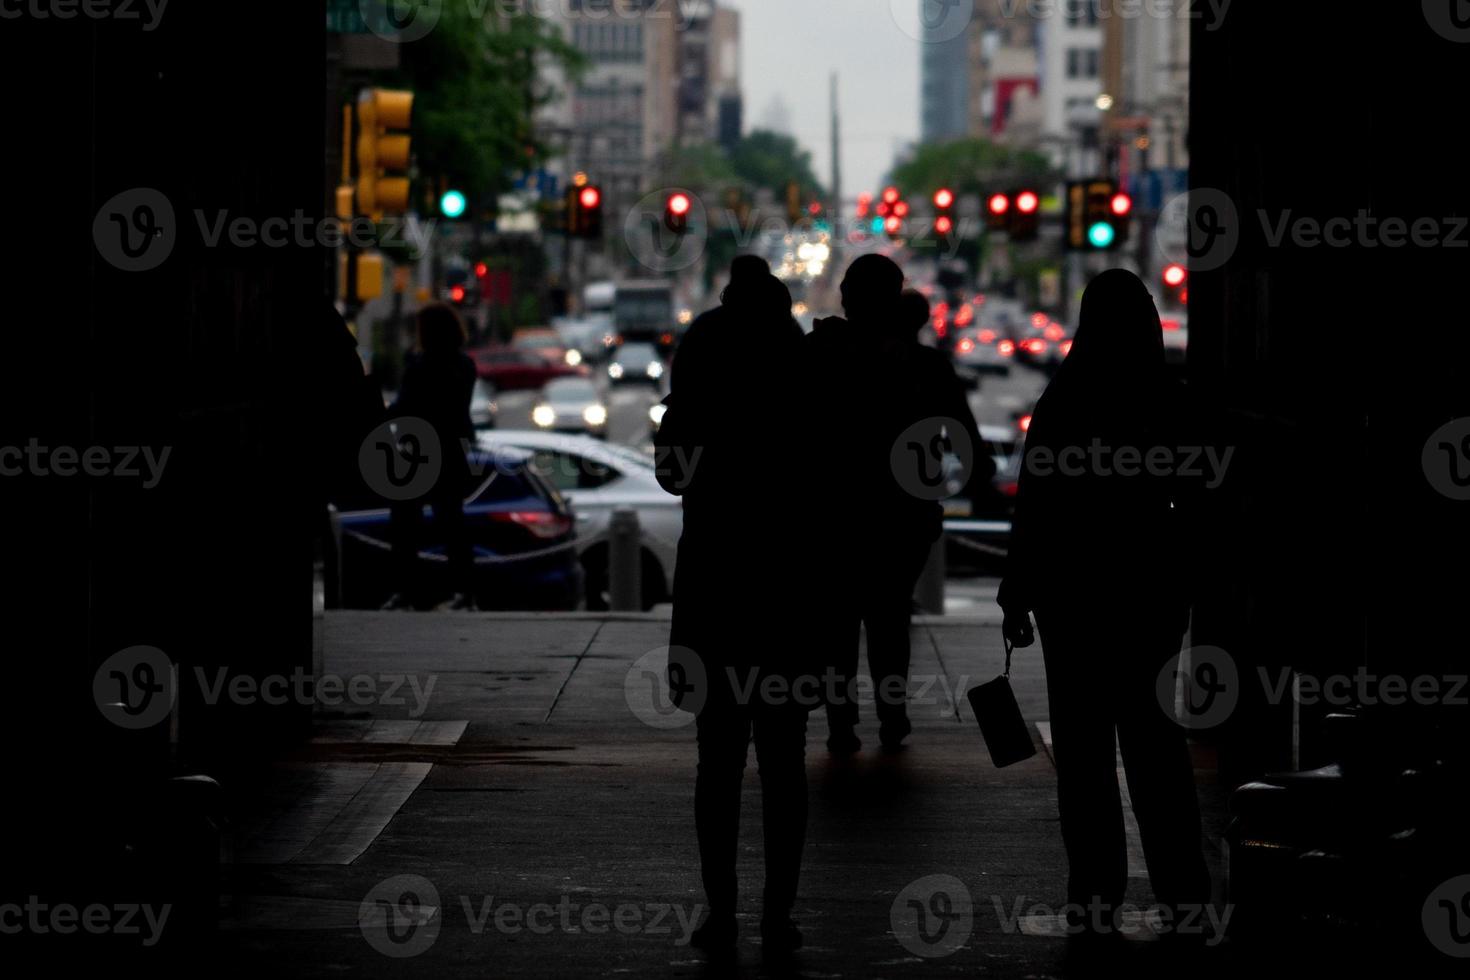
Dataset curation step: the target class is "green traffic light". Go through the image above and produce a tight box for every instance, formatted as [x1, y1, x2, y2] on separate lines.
[870, 216, 885, 234]
[440, 189, 467, 219]
[1087, 221, 1115, 248]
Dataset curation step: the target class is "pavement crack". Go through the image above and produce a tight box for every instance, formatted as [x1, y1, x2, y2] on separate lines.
[542, 621, 606, 723]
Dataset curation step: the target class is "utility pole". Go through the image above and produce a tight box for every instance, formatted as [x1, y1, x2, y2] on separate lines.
[829, 73, 841, 221]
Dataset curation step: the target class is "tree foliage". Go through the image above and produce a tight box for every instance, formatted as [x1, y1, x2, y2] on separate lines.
[890, 137, 1056, 199]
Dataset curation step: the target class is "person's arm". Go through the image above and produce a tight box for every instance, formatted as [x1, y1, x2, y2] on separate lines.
[997, 408, 1046, 647]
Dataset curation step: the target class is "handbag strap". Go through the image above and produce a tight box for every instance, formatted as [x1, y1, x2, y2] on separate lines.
[1003, 635, 1014, 678]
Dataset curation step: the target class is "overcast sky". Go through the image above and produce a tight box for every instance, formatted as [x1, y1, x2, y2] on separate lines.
[723, 0, 921, 199]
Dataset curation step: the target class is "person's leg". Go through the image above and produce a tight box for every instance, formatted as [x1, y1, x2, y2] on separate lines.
[386, 501, 423, 606]
[822, 599, 863, 747]
[752, 703, 808, 950]
[1037, 613, 1128, 930]
[694, 703, 750, 939]
[432, 490, 473, 603]
[1115, 632, 1211, 918]
[864, 537, 930, 743]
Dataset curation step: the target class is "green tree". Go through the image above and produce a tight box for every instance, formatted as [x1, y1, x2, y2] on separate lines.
[375, 5, 584, 209]
[729, 129, 826, 201]
[889, 137, 1056, 200]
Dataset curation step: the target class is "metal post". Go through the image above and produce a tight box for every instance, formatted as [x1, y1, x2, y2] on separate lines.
[914, 531, 946, 615]
[608, 508, 642, 612]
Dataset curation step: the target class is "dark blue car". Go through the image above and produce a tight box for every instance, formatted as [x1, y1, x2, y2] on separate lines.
[330, 446, 582, 610]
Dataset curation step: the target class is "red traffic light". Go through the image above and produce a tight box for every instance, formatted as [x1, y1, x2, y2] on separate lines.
[884, 215, 901, 234]
[449, 284, 466, 303]
[579, 186, 601, 209]
[1110, 192, 1133, 216]
[1015, 190, 1039, 214]
[882, 186, 900, 205]
[1163, 263, 1187, 287]
[667, 192, 691, 216]
[935, 215, 954, 235]
[474, 262, 488, 278]
[988, 193, 1010, 215]
[893, 200, 910, 217]
[933, 187, 955, 209]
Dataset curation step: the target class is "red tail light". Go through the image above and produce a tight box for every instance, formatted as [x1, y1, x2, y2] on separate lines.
[957, 338, 975, 354]
[1161, 318, 1181, 332]
[978, 329, 996, 344]
[1022, 338, 1049, 355]
[998, 480, 1019, 497]
[997, 340, 1016, 356]
[1060, 339, 1073, 356]
[954, 304, 974, 326]
[1018, 414, 1033, 433]
[491, 511, 571, 539]
[1043, 323, 1065, 341]
[660, 332, 674, 345]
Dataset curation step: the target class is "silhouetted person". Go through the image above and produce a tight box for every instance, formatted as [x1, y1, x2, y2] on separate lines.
[383, 303, 478, 611]
[804, 257, 990, 752]
[656, 256, 811, 954]
[998, 269, 1210, 937]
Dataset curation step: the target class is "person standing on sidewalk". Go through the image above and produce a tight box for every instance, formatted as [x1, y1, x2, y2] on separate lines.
[382, 303, 478, 611]
[998, 269, 1210, 939]
[655, 257, 813, 954]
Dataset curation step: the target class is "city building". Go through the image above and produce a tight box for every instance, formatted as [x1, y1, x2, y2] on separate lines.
[1036, 0, 1103, 173]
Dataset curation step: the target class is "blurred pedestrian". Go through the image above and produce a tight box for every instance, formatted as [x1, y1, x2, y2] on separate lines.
[656, 256, 812, 954]
[382, 303, 478, 611]
[998, 268, 1210, 939]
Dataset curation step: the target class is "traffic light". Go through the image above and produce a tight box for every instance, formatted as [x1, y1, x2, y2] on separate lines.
[785, 181, 801, 224]
[986, 192, 1010, 232]
[933, 187, 954, 244]
[856, 192, 872, 219]
[664, 191, 692, 235]
[1162, 262, 1187, 305]
[1064, 179, 1130, 251]
[439, 188, 467, 219]
[355, 88, 413, 217]
[567, 181, 603, 239]
[1009, 188, 1040, 241]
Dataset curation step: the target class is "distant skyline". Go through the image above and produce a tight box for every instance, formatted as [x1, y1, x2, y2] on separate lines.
[724, 0, 921, 198]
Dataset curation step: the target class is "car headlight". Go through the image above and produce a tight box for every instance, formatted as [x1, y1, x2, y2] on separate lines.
[583, 404, 608, 426]
[646, 361, 664, 378]
[565, 349, 583, 366]
[648, 403, 667, 427]
[532, 404, 556, 428]
[608, 363, 624, 379]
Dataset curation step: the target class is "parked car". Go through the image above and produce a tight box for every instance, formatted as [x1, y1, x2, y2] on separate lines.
[477, 431, 681, 610]
[942, 423, 1021, 573]
[530, 377, 609, 438]
[606, 341, 665, 386]
[330, 445, 581, 611]
[470, 345, 587, 391]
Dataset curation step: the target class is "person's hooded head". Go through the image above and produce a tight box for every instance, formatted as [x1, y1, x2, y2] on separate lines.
[839, 254, 904, 327]
[720, 255, 772, 307]
[899, 289, 931, 340]
[1055, 268, 1164, 396]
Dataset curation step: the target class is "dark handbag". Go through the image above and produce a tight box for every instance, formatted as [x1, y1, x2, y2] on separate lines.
[966, 636, 1037, 767]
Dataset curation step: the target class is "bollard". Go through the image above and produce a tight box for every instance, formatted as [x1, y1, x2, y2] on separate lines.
[608, 508, 643, 612]
[913, 530, 946, 615]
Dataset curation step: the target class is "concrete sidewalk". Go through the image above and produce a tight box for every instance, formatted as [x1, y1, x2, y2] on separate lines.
[217, 611, 1229, 978]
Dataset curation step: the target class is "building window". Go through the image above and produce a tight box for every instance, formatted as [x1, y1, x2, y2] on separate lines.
[1066, 0, 1099, 27]
[1066, 47, 1099, 79]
